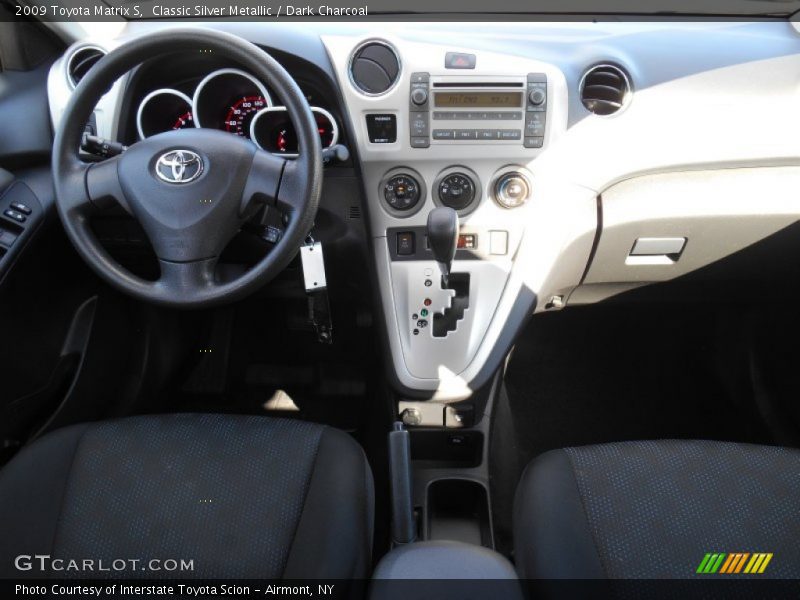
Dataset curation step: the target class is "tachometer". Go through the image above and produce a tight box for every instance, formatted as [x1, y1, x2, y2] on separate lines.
[172, 111, 193, 130]
[137, 89, 193, 139]
[224, 95, 269, 137]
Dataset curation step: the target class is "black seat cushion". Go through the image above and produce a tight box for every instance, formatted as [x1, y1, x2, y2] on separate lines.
[514, 440, 800, 579]
[0, 414, 373, 579]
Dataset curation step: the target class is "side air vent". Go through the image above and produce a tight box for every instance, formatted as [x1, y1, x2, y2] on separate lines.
[580, 64, 631, 116]
[68, 46, 106, 88]
[349, 41, 400, 96]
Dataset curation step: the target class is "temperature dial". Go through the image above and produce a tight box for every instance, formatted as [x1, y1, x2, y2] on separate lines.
[437, 173, 476, 211]
[384, 174, 421, 211]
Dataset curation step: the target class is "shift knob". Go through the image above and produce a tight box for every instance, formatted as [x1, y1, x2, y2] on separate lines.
[427, 207, 458, 285]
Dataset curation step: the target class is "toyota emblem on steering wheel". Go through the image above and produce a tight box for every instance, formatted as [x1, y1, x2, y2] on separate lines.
[155, 150, 204, 184]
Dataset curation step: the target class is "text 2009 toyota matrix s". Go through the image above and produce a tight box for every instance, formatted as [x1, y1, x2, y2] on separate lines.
[1, 6, 800, 598]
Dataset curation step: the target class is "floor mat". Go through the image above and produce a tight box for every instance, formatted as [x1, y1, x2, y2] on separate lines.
[171, 296, 377, 431]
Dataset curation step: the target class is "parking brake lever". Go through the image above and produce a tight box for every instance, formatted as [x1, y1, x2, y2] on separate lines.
[389, 422, 416, 545]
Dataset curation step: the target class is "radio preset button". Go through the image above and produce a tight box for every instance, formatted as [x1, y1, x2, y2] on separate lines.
[432, 111, 523, 121]
[499, 129, 522, 140]
[433, 128, 524, 141]
[434, 111, 522, 121]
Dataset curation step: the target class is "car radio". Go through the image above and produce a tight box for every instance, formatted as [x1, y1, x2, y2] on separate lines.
[408, 73, 547, 149]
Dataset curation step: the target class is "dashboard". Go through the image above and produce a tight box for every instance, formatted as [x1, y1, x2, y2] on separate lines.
[44, 21, 800, 402]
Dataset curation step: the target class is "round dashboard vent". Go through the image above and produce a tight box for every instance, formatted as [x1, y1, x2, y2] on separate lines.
[349, 41, 400, 96]
[580, 64, 631, 116]
[68, 46, 106, 88]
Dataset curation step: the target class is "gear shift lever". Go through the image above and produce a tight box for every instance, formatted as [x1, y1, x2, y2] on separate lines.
[427, 207, 459, 286]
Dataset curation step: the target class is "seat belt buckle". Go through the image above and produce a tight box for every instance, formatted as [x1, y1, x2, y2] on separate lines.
[301, 239, 333, 344]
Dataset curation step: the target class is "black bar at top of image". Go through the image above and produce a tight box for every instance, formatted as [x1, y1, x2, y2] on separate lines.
[3, 0, 800, 22]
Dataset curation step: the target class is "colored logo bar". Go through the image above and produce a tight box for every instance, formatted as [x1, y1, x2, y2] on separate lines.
[697, 553, 773, 574]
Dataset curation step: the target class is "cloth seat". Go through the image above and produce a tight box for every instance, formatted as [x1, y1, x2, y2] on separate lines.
[514, 440, 800, 580]
[0, 413, 373, 579]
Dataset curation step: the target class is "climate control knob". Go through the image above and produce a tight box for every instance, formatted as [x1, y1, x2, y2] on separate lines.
[383, 174, 422, 211]
[437, 173, 476, 211]
[493, 171, 531, 208]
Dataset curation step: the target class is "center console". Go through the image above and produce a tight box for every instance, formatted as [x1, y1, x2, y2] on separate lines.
[324, 34, 568, 401]
[322, 34, 570, 592]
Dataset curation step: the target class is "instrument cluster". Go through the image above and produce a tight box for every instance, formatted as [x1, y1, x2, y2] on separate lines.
[136, 68, 338, 155]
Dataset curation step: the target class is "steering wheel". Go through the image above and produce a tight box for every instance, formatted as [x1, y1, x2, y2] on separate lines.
[52, 29, 323, 308]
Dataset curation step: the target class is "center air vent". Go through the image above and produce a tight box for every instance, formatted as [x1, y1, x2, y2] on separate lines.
[349, 41, 400, 96]
[68, 46, 106, 88]
[580, 64, 631, 116]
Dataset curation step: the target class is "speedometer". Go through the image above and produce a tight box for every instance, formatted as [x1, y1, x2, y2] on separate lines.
[192, 69, 272, 137]
[224, 95, 268, 137]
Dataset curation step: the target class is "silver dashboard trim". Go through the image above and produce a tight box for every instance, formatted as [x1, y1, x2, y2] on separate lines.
[577, 63, 633, 117]
[347, 38, 403, 98]
[65, 44, 107, 89]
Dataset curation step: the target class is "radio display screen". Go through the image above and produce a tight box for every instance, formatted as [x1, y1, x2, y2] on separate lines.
[434, 91, 523, 108]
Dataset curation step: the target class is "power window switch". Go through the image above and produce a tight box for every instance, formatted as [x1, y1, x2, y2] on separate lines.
[9, 202, 31, 215]
[3, 209, 25, 223]
[397, 232, 415, 256]
[0, 230, 17, 247]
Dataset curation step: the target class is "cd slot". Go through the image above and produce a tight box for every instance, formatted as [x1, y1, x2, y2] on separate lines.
[432, 82, 524, 88]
